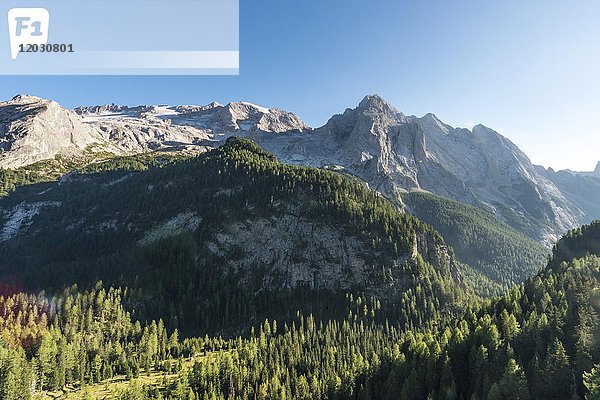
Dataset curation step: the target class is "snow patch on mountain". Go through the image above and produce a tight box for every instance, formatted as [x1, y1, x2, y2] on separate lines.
[240, 102, 270, 114]
[73, 100, 308, 154]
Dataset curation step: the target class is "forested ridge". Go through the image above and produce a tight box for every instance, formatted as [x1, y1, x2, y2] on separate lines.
[552, 221, 600, 267]
[0, 148, 187, 198]
[1, 140, 544, 302]
[0, 138, 469, 337]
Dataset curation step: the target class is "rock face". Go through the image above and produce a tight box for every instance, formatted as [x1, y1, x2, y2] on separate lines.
[1, 93, 597, 244]
[408, 121, 583, 242]
[539, 167, 600, 227]
[0, 95, 113, 168]
[202, 204, 460, 294]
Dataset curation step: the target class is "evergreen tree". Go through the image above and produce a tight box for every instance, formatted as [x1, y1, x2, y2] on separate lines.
[543, 339, 573, 400]
[584, 366, 600, 400]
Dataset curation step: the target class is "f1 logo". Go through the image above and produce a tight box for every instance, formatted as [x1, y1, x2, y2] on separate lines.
[7, 8, 49, 60]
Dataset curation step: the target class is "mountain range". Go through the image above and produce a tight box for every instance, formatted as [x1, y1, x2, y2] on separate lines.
[1, 93, 598, 247]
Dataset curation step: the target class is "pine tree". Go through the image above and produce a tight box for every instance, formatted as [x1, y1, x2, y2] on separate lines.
[487, 383, 502, 400]
[543, 338, 573, 400]
[499, 358, 529, 400]
[584, 366, 600, 400]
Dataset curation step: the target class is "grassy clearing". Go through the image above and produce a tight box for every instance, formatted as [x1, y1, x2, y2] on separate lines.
[38, 355, 206, 400]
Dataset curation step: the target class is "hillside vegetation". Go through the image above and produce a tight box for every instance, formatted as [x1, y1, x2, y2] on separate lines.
[1, 216, 598, 399]
[0, 150, 188, 197]
[552, 220, 600, 267]
[0, 138, 470, 337]
[404, 191, 549, 292]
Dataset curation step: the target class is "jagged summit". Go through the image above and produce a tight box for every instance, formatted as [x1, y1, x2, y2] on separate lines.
[421, 112, 441, 121]
[357, 94, 402, 115]
[417, 112, 452, 135]
[10, 94, 47, 103]
[251, 95, 587, 243]
[317, 94, 408, 146]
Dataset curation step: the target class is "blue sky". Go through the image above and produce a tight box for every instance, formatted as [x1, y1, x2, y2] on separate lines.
[1, 0, 599, 171]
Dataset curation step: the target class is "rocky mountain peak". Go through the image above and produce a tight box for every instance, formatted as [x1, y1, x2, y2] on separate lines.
[321, 95, 407, 140]
[471, 123, 491, 133]
[207, 101, 308, 133]
[1, 95, 49, 124]
[0, 94, 109, 169]
[418, 112, 452, 135]
[422, 112, 440, 121]
[357, 94, 404, 118]
[207, 101, 223, 109]
[228, 101, 271, 115]
[9, 94, 49, 104]
[254, 96, 588, 243]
